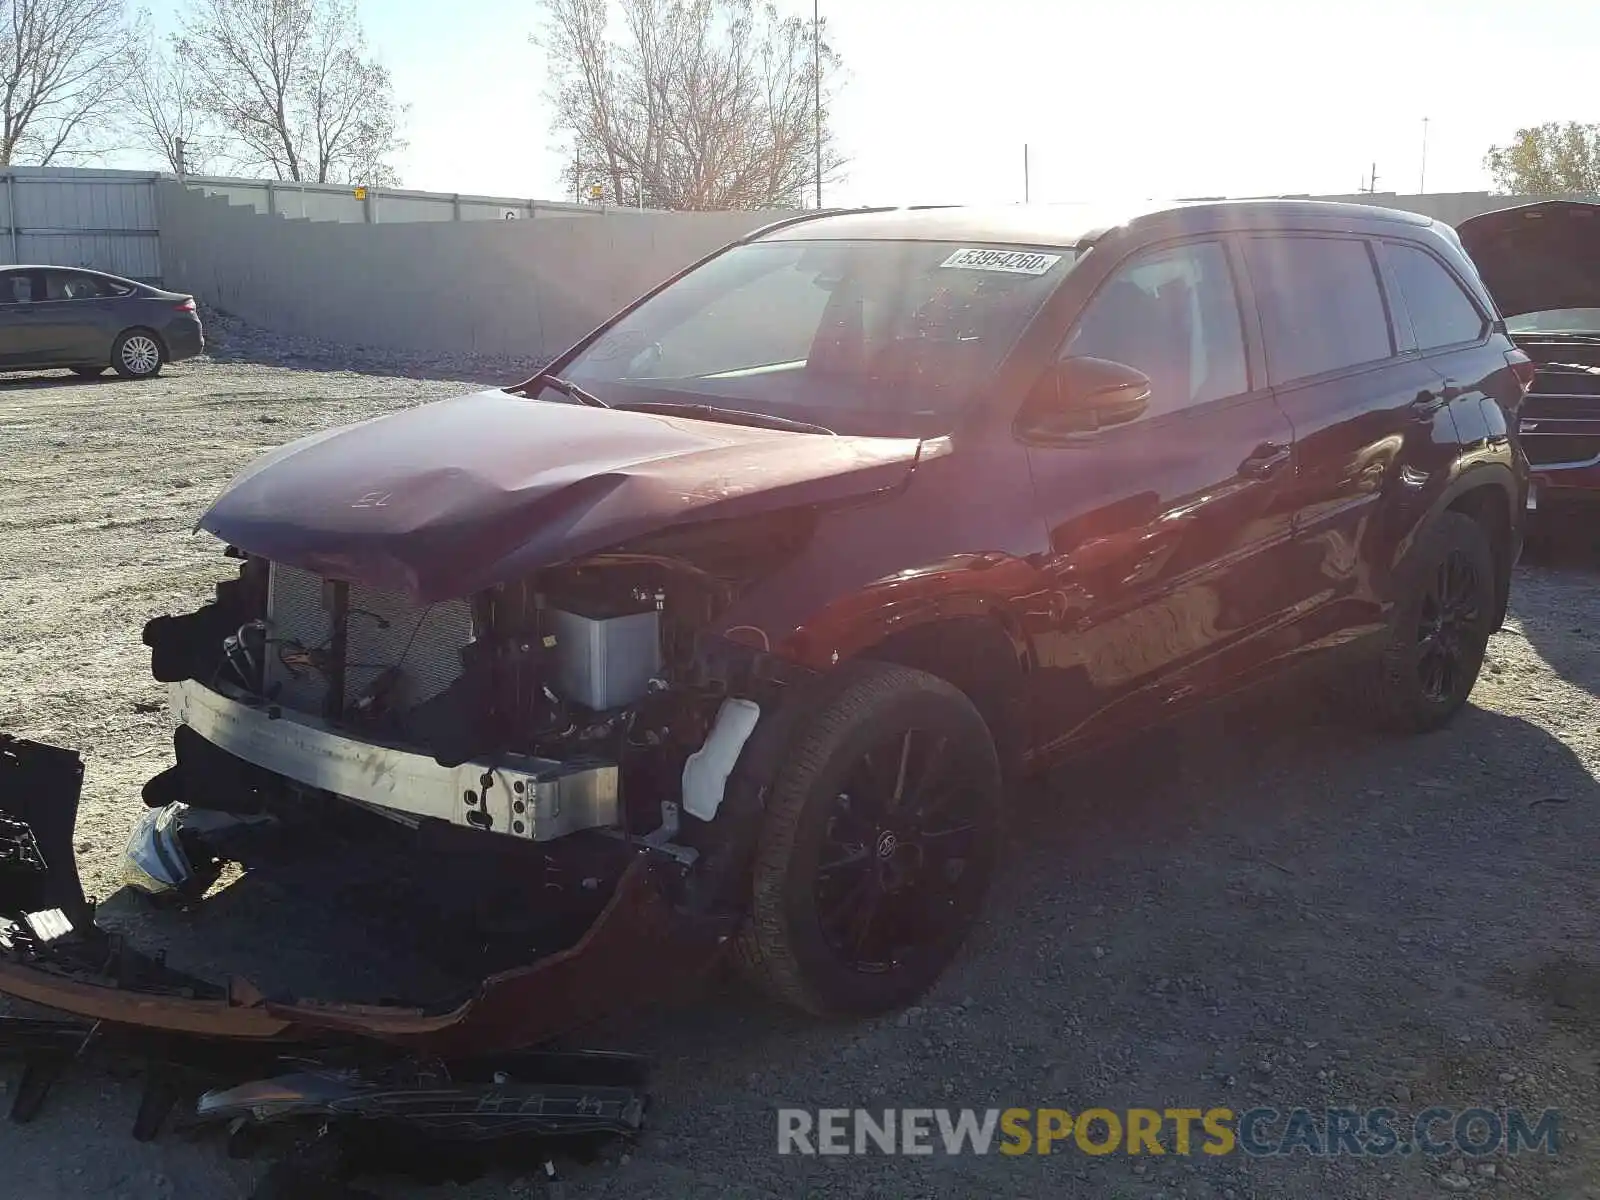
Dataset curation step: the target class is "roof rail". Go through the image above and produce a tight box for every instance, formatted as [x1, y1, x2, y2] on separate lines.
[737, 205, 900, 244]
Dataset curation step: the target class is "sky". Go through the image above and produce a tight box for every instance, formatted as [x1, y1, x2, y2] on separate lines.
[137, 0, 1600, 206]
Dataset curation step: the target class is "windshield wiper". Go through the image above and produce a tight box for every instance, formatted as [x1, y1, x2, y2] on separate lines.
[611, 400, 835, 436]
[523, 374, 610, 408]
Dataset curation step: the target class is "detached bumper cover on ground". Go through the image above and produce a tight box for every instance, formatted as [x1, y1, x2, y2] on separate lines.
[0, 733, 725, 1056]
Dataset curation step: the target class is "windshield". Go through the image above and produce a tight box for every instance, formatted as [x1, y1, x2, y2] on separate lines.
[561, 238, 1074, 437]
[1506, 308, 1600, 334]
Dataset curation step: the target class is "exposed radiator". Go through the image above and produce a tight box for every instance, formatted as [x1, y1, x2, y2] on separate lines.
[264, 563, 474, 716]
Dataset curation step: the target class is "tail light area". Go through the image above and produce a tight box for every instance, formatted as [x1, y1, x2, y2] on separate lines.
[174, 297, 196, 313]
[1505, 348, 1537, 393]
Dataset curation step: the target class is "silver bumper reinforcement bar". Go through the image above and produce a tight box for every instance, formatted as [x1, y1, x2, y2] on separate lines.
[168, 680, 619, 841]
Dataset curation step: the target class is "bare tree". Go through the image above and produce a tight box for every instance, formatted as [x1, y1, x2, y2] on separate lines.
[121, 22, 218, 174]
[0, 0, 135, 165]
[535, 0, 845, 211]
[174, 0, 405, 185]
[1485, 122, 1600, 196]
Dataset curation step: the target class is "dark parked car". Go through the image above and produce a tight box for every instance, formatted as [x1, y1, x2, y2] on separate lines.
[1457, 200, 1600, 543]
[0, 200, 1531, 1052]
[0, 265, 203, 378]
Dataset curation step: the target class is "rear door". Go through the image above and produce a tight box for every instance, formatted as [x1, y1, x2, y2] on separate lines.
[38, 269, 119, 363]
[1022, 237, 1302, 753]
[1377, 239, 1522, 462]
[1243, 233, 1455, 643]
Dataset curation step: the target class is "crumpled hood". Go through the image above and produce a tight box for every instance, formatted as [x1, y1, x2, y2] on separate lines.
[199, 390, 922, 601]
[1456, 200, 1600, 318]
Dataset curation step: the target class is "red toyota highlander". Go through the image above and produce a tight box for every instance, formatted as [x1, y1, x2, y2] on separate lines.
[1, 199, 1532, 1053]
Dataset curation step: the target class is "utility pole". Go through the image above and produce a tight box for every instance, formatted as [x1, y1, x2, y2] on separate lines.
[1361, 162, 1379, 194]
[1419, 117, 1430, 193]
[813, 0, 822, 209]
[1023, 144, 1030, 203]
[173, 136, 186, 177]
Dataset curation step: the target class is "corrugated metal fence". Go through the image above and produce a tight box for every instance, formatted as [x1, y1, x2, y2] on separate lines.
[0, 166, 162, 281]
[0, 166, 638, 285]
[188, 177, 630, 224]
[0, 165, 1586, 300]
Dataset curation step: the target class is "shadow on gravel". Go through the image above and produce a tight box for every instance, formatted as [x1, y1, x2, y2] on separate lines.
[32, 666, 1600, 1199]
[0, 371, 118, 389]
[572, 675, 1600, 1054]
[73, 671, 1600, 1088]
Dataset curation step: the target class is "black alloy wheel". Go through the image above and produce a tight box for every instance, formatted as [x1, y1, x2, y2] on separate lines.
[1357, 511, 1497, 733]
[812, 727, 989, 975]
[1415, 548, 1483, 703]
[736, 661, 1003, 1016]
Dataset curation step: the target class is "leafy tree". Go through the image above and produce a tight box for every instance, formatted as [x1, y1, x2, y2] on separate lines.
[1484, 122, 1600, 196]
[535, 0, 845, 210]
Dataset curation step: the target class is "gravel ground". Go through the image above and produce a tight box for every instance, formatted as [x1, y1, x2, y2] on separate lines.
[3, 336, 1600, 1199]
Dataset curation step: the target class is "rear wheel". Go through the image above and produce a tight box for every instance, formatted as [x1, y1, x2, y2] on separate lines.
[112, 329, 163, 378]
[1357, 512, 1497, 733]
[70, 365, 107, 378]
[735, 662, 1003, 1016]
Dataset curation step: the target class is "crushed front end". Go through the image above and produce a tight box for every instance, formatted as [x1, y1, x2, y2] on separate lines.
[0, 524, 814, 1053]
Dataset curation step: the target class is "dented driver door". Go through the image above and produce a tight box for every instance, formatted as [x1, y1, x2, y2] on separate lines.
[1019, 237, 1304, 756]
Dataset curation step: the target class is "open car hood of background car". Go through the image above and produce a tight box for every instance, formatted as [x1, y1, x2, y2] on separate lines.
[199, 390, 923, 602]
[1455, 200, 1600, 318]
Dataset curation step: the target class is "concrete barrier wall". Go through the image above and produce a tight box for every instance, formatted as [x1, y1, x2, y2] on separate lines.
[158, 182, 1590, 361]
[158, 182, 799, 359]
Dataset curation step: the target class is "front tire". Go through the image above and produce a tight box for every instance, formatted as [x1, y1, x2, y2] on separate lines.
[112, 329, 163, 378]
[1359, 511, 1497, 733]
[735, 662, 1003, 1017]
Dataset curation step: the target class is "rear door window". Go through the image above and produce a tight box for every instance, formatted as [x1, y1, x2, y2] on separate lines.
[42, 270, 114, 301]
[1244, 236, 1393, 385]
[1382, 243, 1489, 350]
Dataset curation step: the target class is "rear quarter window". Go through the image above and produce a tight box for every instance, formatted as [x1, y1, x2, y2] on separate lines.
[1383, 242, 1488, 350]
[1244, 236, 1393, 385]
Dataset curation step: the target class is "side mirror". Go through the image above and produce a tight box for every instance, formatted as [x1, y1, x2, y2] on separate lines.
[1018, 356, 1152, 441]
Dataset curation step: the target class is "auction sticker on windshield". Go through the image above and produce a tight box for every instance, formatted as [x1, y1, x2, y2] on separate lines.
[940, 248, 1063, 275]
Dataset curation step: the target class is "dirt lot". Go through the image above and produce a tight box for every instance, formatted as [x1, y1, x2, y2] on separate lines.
[3, 350, 1600, 1199]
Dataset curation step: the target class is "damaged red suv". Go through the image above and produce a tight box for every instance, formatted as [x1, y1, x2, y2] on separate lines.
[0, 200, 1530, 1052]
